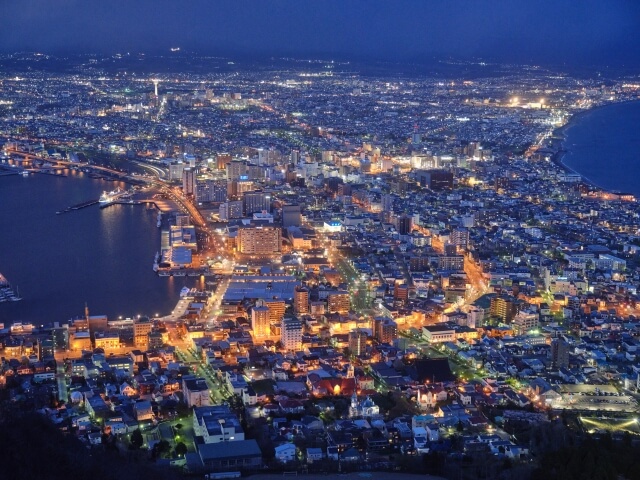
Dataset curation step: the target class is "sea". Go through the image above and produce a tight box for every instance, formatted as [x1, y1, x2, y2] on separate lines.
[0, 171, 198, 326]
[561, 100, 640, 196]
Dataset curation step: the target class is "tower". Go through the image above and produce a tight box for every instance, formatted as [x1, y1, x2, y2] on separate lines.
[153, 79, 159, 97]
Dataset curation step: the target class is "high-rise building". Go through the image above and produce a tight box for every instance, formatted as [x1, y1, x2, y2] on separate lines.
[373, 317, 398, 344]
[237, 224, 282, 255]
[282, 204, 302, 228]
[195, 179, 228, 203]
[416, 169, 453, 191]
[182, 167, 196, 196]
[169, 161, 186, 181]
[450, 228, 470, 248]
[327, 291, 351, 313]
[243, 191, 272, 215]
[551, 338, 570, 369]
[348, 329, 368, 356]
[281, 317, 303, 351]
[438, 255, 465, 271]
[219, 201, 244, 221]
[397, 215, 413, 235]
[251, 300, 270, 338]
[264, 299, 286, 324]
[294, 286, 309, 315]
[226, 161, 247, 180]
[490, 295, 522, 323]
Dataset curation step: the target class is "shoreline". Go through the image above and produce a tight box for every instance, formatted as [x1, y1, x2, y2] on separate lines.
[548, 98, 640, 195]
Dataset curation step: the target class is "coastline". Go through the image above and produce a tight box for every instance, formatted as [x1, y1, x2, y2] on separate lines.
[548, 98, 640, 194]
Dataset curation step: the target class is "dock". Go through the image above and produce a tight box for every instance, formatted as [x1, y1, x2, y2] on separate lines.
[56, 199, 98, 215]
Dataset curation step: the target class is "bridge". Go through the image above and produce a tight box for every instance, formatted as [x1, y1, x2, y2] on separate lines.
[5, 148, 207, 228]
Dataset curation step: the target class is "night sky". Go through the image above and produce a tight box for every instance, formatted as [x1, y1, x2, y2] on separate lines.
[1, 0, 639, 67]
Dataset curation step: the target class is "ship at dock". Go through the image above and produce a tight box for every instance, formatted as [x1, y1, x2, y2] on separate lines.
[98, 188, 130, 206]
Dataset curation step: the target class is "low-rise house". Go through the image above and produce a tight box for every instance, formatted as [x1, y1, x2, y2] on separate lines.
[274, 443, 297, 463]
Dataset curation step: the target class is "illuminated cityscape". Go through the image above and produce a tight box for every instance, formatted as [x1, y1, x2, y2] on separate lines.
[2, 2, 640, 480]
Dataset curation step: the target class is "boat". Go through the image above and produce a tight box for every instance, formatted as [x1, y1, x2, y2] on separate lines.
[21, 170, 29, 177]
[98, 187, 125, 205]
[180, 286, 191, 297]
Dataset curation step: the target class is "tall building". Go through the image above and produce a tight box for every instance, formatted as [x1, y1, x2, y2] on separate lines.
[294, 286, 309, 315]
[438, 255, 465, 272]
[282, 204, 302, 228]
[394, 283, 409, 303]
[348, 329, 368, 356]
[169, 161, 186, 181]
[251, 301, 270, 338]
[238, 225, 282, 255]
[281, 317, 303, 351]
[133, 317, 153, 349]
[373, 317, 398, 344]
[219, 201, 244, 221]
[416, 169, 453, 191]
[490, 295, 522, 323]
[243, 191, 272, 215]
[327, 291, 351, 313]
[512, 310, 539, 336]
[551, 338, 570, 369]
[226, 161, 247, 180]
[450, 228, 469, 248]
[195, 179, 228, 203]
[264, 299, 286, 324]
[397, 215, 413, 235]
[216, 153, 231, 170]
[183, 167, 196, 196]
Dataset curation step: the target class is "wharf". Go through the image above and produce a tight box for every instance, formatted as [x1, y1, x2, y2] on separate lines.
[100, 199, 160, 209]
[33, 169, 67, 177]
[56, 199, 98, 215]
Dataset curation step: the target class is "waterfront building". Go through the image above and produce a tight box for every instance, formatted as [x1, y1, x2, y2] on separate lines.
[133, 317, 152, 349]
[170, 225, 198, 251]
[94, 332, 121, 351]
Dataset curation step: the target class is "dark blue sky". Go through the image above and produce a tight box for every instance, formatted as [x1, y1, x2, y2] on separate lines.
[1, 0, 639, 67]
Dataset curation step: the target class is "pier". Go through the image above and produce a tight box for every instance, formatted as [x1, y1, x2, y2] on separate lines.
[56, 199, 98, 215]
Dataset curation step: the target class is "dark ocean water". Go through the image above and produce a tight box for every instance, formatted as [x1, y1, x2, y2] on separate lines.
[562, 101, 640, 196]
[0, 171, 192, 326]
